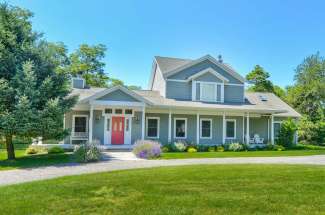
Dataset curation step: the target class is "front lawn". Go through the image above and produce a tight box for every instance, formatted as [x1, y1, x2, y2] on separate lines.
[0, 149, 74, 171]
[1, 165, 325, 214]
[161, 150, 325, 159]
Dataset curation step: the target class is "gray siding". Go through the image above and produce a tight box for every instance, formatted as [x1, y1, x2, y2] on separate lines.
[194, 73, 222, 82]
[131, 111, 142, 144]
[98, 89, 139, 102]
[169, 60, 242, 84]
[166, 81, 192, 100]
[93, 110, 104, 144]
[224, 85, 244, 103]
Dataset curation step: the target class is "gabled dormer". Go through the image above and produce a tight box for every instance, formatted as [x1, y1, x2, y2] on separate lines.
[149, 55, 246, 103]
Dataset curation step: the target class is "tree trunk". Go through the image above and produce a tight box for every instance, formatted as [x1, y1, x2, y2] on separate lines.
[6, 135, 15, 160]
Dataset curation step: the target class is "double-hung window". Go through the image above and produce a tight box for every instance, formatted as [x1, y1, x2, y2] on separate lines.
[200, 119, 212, 139]
[226, 119, 236, 139]
[146, 117, 159, 138]
[73, 115, 88, 137]
[174, 118, 187, 139]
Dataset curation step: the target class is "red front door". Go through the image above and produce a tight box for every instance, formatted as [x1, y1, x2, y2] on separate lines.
[111, 116, 124, 145]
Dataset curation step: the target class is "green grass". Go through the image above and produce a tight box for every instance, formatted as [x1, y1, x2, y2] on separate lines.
[0, 149, 74, 171]
[161, 150, 325, 159]
[1, 165, 325, 214]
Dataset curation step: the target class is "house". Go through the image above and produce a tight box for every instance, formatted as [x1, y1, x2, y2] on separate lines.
[63, 55, 301, 149]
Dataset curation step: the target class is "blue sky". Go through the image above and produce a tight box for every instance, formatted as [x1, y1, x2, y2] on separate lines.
[8, 0, 325, 89]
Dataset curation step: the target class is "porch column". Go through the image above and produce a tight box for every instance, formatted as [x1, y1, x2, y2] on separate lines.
[89, 105, 93, 142]
[242, 115, 245, 143]
[222, 112, 226, 144]
[141, 106, 145, 140]
[168, 110, 172, 143]
[271, 115, 274, 145]
[246, 112, 250, 144]
[196, 113, 200, 144]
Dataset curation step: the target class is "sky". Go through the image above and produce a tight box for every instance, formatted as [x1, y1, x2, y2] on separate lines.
[7, 0, 325, 89]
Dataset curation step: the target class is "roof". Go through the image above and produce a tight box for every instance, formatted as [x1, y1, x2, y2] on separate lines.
[154, 56, 192, 75]
[70, 87, 301, 117]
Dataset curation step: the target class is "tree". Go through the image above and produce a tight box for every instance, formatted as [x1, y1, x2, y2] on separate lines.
[287, 53, 325, 122]
[277, 118, 297, 147]
[0, 3, 76, 159]
[246, 65, 274, 92]
[68, 44, 110, 87]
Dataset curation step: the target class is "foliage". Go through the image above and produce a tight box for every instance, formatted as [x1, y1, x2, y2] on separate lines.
[228, 143, 244, 152]
[132, 140, 161, 159]
[161, 146, 169, 153]
[25, 145, 47, 155]
[197, 144, 209, 152]
[187, 147, 197, 153]
[172, 141, 187, 152]
[277, 118, 297, 147]
[246, 65, 274, 92]
[208, 146, 216, 152]
[74, 140, 102, 162]
[48, 146, 65, 154]
[293, 143, 325, 150]
[0, 3, 76, 159]
[298, 116, 325, 145]
[216, 146, 224, 152]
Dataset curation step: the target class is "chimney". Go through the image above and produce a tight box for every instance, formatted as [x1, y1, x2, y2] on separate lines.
[71, 76, 85, 89]
[217, 55, 223, 63]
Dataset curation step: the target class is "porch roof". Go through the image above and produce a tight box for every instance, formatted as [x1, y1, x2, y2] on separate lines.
[70, 87, 301, 117]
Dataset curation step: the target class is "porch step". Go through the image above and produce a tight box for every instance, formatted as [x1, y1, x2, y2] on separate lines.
[102, 152, 140, 161]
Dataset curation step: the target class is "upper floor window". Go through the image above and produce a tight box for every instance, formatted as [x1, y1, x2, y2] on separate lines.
[200, 83, 217, 102]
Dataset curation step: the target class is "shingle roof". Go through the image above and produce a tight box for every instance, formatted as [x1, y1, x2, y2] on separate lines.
[71, 88, 300, 117]
[155, 56, 192, 75]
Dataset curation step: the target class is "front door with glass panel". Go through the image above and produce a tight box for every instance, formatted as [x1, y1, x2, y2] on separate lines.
[111, 116, 124, 145]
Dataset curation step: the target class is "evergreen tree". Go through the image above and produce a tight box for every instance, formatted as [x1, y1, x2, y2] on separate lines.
[246, 65, 274, 92]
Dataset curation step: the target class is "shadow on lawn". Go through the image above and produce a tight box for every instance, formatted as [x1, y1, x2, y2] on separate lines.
[0, 153, 76, 170]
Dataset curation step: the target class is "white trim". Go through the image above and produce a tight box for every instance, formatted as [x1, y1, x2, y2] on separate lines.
[90, 100, 145, 107]
[146, 117, 160, 139]
[226, 119, 236, 139]
[222, 113, 226, 144]
[141, 106, 145, 140]
[200, 118, 212, 139]
[89, 106, 93, 142]
[225, 83, 245, 86]
[167, 78, 244, 86]
[164, 55, 245, 83]
[192, 81, 196, 101]
[196, 113, 200, 144]
[124, 116, 132, 145]
[104, 116, 112, 145]
[199, 82, 222, 102]
[242, 115, 245, 143]
[246, 113, 250, 144]
[166, 79, 188, 83]
[271, 115, 274, 144]
[174, 118, 187, 139]
[186, 67, 229, 82]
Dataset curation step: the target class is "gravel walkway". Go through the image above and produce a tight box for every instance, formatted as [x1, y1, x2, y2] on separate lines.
[1, 154, 325, 186]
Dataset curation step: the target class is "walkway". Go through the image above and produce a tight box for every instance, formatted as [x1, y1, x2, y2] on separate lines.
[1, 153, 325, 186]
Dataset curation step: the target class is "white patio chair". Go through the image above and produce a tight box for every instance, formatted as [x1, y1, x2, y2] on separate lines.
[253, 134, 264, 144]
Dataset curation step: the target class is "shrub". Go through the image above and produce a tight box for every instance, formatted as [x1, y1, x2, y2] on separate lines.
[197, 144, 209, 152]
[216, 146, 224, 152]
[161, 146, 169, 153]
[172, 141, 187, 152]
[228, 143, 244, 152]
[48, 146, 65, 154]
[277, 118, 298, 147]
[273, 144, 285, 151]
[208, 146, 215, 152]
[187, 147, 197, 153]
[74, 140, 102, 162]
[133, 140, 161, 159]
[25, 145, 47, 155]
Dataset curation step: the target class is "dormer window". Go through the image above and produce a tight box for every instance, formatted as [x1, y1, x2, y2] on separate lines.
[200, 83, 217, 102]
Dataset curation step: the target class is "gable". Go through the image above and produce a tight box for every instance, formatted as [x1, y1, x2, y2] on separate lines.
[97, 89, 141, 102]
[194, 72, 223, 82]
[168, 59, 243, 84]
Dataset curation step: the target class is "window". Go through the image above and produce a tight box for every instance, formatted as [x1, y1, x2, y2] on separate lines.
[105, 108, 112, 114]
[73, 115, 88, 133]
[125, 109, 133, 115]
[174, 118, 187, 139]
[274, 122, 281, 139]
[200, 119, 212, 139]
[226, 119, 236, 139]
[125, 118, 130, 131]
[106, 118, 110, 131]
[146, 117, 159, 138]
[115, 109, 123, 114]
[200, 83, 216, 102]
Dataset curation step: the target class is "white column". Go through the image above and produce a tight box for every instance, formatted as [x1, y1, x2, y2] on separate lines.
[271, 115, 274, 145]
[222, 112, 226, 144]
[267, 118, 270, 141]
[246, 112, 250, 144]
[89, 105, 93, 142]
[141, 105, 145, 140]
[168, 110, 172, 143]
[192, 81, 196, 101]
[196, 113, 200, 144]
[242, 115, 245, 143]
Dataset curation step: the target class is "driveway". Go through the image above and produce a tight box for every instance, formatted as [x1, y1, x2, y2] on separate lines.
[1, 153, 325, 186]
